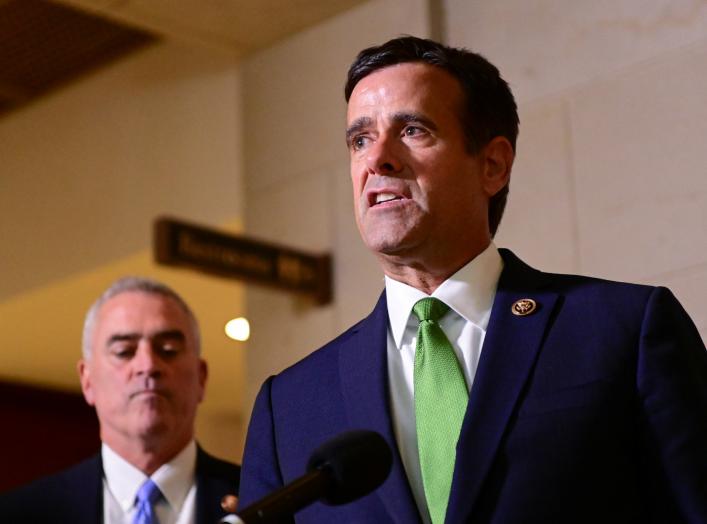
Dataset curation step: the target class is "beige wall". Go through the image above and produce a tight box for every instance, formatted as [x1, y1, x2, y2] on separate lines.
[0, 42, 243, 298]
[241, 0, 707, 434]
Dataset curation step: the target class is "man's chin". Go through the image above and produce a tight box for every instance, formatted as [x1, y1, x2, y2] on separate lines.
[368, 238, 420, 259]
[361, 218, 425, 253]
[132, 411, 171, 434]
[133, 422, 171, 442]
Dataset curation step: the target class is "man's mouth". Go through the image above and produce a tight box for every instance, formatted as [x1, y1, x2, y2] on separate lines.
[375, 193, 402, 204]
[370, 191, 407, 207]
[131, 389, 166, 399]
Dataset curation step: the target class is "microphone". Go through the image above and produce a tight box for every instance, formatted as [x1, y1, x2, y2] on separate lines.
[232, 429, 393, 524]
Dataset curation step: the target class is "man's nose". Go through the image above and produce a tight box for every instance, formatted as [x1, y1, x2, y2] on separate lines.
[365, 134, 403, 175]
[133, 342, 161, 375]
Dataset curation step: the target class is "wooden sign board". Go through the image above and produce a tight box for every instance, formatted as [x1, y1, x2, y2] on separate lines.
[154, 217, 332, 305]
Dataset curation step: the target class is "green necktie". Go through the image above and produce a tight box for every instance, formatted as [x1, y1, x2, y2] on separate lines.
[413, 297, 469, 524]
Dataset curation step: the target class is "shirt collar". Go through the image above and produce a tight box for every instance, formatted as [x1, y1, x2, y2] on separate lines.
[385, 242, 503, 349]
[102, 440, 197, 513]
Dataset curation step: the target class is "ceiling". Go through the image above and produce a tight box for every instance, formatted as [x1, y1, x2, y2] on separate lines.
[0, 0, 155, 116]
[0, 0, 368, 116]
[55, 0, 367, 54]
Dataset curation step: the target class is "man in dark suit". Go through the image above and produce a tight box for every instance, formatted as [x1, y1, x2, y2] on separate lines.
[238, 36, 707, 523]
[0, 277, 240, 523]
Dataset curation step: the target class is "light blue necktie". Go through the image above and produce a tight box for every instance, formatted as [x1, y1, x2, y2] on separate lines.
[133, 478, 162, 524]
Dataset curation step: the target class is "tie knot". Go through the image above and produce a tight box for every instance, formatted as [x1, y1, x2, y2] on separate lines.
[136, 479, 162, 505]
[412, 297, 449, 323]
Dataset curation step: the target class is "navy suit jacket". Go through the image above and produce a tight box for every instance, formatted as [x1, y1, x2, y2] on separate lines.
[239, 249, 707, 523]
[0, 446, 240, 523]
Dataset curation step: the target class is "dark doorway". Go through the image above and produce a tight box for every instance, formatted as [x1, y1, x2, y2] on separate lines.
[0, 381, 100, 491]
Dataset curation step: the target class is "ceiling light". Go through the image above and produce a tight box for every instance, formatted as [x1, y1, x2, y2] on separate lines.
[225, 317, 250, 342]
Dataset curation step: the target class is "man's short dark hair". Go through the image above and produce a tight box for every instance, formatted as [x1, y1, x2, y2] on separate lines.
[345, 36, 519, 236]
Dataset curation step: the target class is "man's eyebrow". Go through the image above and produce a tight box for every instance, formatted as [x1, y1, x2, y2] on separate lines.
[345, 116, 373, 144]
[106, 330, 186, 346]
[152, 330, 186, 343]
[106, 333, 140, 346]
[391, 112, 438, 131]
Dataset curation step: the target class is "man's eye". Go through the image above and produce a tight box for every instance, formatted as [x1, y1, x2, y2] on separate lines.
[112, 346, 136, 359]
[403, 126, 424, 137]
[352, 135, 368, 151]
[157, 343, 180, 356]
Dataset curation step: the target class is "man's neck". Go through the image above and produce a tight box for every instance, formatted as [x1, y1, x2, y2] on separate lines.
[102, 432, 192, 476]
[378, 241, 491, 295]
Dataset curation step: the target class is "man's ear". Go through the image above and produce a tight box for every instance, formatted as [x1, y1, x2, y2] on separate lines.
[77, 359, 95, 406]
[198, 359, 208, 403]
[481, 136, 514, 197]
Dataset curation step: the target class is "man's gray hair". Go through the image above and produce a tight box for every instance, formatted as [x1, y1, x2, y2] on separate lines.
[82, 276, 201, 359]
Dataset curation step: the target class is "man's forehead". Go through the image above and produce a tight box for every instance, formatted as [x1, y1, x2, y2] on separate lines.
[346, 62, 463, 121]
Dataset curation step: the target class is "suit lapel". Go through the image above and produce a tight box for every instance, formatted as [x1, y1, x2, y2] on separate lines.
[69, 453, 103, 524]
[86, 454, 104, 524]
[339, 291, 422, 524]
[194, 447, 240, 524]
[446, 250, 559, 523]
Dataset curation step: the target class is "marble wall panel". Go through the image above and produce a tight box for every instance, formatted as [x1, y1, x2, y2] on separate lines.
[495, 98, 579, 274]
[446, 0, 707, 103]
[570, 43, 707, 281]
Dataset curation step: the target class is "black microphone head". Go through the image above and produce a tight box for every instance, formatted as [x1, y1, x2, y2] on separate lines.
[306, 429, 393, 505]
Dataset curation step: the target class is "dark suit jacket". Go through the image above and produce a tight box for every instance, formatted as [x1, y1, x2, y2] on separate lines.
[0, 445, 240, 523]
[238, 249, 707, 523]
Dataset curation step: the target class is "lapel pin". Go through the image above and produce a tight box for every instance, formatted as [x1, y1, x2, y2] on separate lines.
[221, 494, 238, 513]
[511, 298, 537, 316]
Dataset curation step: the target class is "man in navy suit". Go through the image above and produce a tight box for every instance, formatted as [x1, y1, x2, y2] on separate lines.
[0, 277, 240, 523]
[238, 36, 707, 523]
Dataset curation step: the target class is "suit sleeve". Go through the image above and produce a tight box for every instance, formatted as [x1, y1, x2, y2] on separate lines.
[637, 286, 707, 522]
[238, 376, 294, 522]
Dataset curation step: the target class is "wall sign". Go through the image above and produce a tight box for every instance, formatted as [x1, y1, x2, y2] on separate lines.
[154, 217, 332, 305]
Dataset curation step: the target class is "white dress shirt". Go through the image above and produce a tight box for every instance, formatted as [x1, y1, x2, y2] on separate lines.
[385, 243, 503, 524]
[102, 440, 198, 524]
